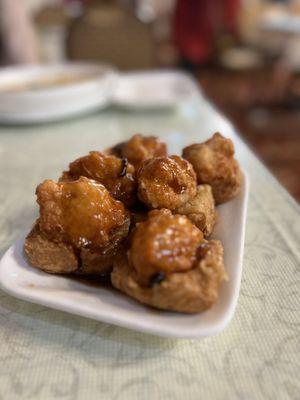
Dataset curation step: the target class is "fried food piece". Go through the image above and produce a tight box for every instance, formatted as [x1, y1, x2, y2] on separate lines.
[182, 133, 242, 204]
[122, 134, 167, 170]
[175, 185, 217, 237]
[24, 177, 130, 275]
[60, 151, 136, 207]
[37, 177, 128, 248]
[24, 223, 79, 274]
[128, 209, 203, 286]
[24, 223, 130, 276]
[24, 223, 126, 275]
[137, 156, 197, 210]
[107, 134, 167, 170]
[112, 239, 227, 313]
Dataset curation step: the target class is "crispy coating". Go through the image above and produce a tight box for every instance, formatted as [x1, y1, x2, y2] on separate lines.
[25, 177, 130, 275]
[137, 156, 197, 210]
[112, 239, 227, 313]
[128, 209, 203, 286]
[182, 133, 242, 204]
[24, 223, 126, 275]
[175, 185, 217, 237]
[24, 223, 79, 274]
[122, 134, 167, 170]
[79, 243, 127, 276]
[107, 134, 167, 170]
[60, 151, 136, 207]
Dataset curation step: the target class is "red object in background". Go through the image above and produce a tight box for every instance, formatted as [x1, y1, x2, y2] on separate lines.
[174, 0, 240, 64]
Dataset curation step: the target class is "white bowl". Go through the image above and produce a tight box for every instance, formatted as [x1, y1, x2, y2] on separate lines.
[0, 63, 117, 123]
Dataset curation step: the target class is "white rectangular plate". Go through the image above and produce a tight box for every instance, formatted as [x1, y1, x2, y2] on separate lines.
[0, 172, 248, 339]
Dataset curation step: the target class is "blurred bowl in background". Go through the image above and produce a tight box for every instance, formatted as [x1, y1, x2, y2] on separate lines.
[0, 62, 117, 124]
[112, 71, 198, 110]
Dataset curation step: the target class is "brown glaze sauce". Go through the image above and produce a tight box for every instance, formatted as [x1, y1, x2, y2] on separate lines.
[61, 178, 126, 249]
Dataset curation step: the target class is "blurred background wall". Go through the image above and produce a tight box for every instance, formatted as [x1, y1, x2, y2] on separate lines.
[0, 0, 299, 200]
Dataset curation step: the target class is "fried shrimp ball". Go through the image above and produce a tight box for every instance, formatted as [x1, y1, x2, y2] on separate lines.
[175, 185, 217, 237]
[112, 238, 227, 313]
[122, 134, 167, 170]
[37, 177, 127, 248]
[127, 209, 203, 286]
[24, 177, 130, 275]
[137, 156, 197, 210]
[182, 133, 242, 204]
[60, 151, 136, 207]
[107, 134, 167, 170]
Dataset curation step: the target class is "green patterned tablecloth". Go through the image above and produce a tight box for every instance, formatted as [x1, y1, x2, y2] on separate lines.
[0, 97, 299, 400]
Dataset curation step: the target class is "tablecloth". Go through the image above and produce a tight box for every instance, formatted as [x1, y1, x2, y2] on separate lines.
[0, 95, 299, 400]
